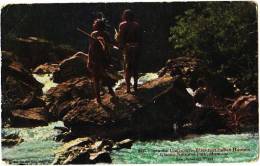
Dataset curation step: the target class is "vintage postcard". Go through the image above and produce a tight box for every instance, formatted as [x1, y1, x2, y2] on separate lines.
[1, 1, 259, 164]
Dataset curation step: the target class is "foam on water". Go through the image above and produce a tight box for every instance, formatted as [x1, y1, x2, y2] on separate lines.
[1, 121, 64, 164]
[33, 74, 57, 94]
[113, 72, 159, 90]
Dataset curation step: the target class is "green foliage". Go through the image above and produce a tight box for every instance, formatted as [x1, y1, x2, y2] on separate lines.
[169, 2, 257, 93]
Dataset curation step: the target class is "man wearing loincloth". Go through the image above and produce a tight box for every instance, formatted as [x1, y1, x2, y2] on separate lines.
[116, 9, 142, 93]
[88, 19, 116, 104]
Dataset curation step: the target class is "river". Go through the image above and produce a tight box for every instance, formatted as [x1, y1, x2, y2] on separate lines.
[2, 123, 258, 164]
[111, 133, 259, 163]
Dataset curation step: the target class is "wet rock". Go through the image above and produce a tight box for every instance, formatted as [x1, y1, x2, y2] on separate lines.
[53, 137, 113, 164]
[55, 131, 77, 142]
[1, 133, 24, 147]
[228, 95, 258, 132]
[158, 57, 235, 99]
[158, 56, 203, 79]
[46, 77, 94, 119]
[53, 52, 90, 83]
[231, 95, 257, 112]
[156, 76, 194, 127]
[54, 126, 70, 133]
[190, 107, 227, 133]
[33, 63, 59, 74]
[52, 146, 91, 165]
[62, 149, 91, 164]
[113, 139, 133, 150]
[53, 137, 94, 164]
[6, 37, 52, 68]
[11, 107, 49, 127]
[50, 75, 194, 139]
[205, 73, 235, 98]
[57, 137, 94, 151]
[91, 139, 114, 151]
[54, 126, 74, 142]
[2, 51, 43, 95]
[1, 51, 45, 125]
[4, 37, 76, 69]
[89, 150, 111, 164]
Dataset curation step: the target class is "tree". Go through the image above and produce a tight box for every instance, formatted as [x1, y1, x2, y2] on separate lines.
[169, 2, 257, 93]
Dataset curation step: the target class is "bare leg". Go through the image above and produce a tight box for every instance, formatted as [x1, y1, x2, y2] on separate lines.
[133, 68, 138, 92]
[133, 48, 139, 93]
[125, 66, 131, 93]
[93, 76, 101, 104]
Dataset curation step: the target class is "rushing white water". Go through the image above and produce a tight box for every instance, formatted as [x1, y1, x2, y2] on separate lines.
[32, 74, 57, 94]
[113, 72, 159, 90]
[1, 121, 64, 164]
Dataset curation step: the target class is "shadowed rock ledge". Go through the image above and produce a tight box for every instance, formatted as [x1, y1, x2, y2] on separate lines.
[49, 75, 194, 139]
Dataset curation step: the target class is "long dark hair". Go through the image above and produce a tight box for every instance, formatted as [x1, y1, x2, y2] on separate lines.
[122, 9, 134, 22]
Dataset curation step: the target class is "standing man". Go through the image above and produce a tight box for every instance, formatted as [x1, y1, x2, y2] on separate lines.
[88, 19, 116, 104]
[116, 9, 142, 93]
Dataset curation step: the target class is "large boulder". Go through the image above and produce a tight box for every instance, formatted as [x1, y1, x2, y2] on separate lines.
[1, 51, 46, 126]
[228, 95, 258, 132]
[2, 51, 43, 95]
[4, 36, 76, 69]
[49, 75, 194, 139]
[52, 137, 113, 164]
[10, 107, 49, 127]
[1, 133, 24, 147]
[52, 51, 121, 84]
[158, 56, 203, 78]
[46, 77, 94, 120]
[112, 139, 134, 150]
[189, 107, 227, 134]
[158, 56, 235, 98]
[33, 63, 59, 74]
[53, 52, 90, 83]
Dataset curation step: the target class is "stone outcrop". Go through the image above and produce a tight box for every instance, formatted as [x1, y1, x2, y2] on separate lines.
[1, 51, 48, 127]
[1, 133, 24, 147]
[10, 107, 49, 127]
[46, 77, 94, 120]
[33, 63, 59, 74]
[158, 56, 235, 97]
[227, 95, 258, 132]
[52, 135, 136, 164]
[52, 137, 113, 164]
[112, 139, 134, 150]
[53, 52, 90, 83]
[49, 75, 194, 139]
[4, 36, 76, 69]
[52, 51, 121, 84]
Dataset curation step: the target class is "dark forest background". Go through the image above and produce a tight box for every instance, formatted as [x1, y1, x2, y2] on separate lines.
[1, 2, 190, 72]
[1, 2, 258, 93]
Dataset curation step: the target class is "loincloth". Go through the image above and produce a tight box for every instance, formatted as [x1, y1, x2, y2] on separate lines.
[123, 43, 140, 71]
